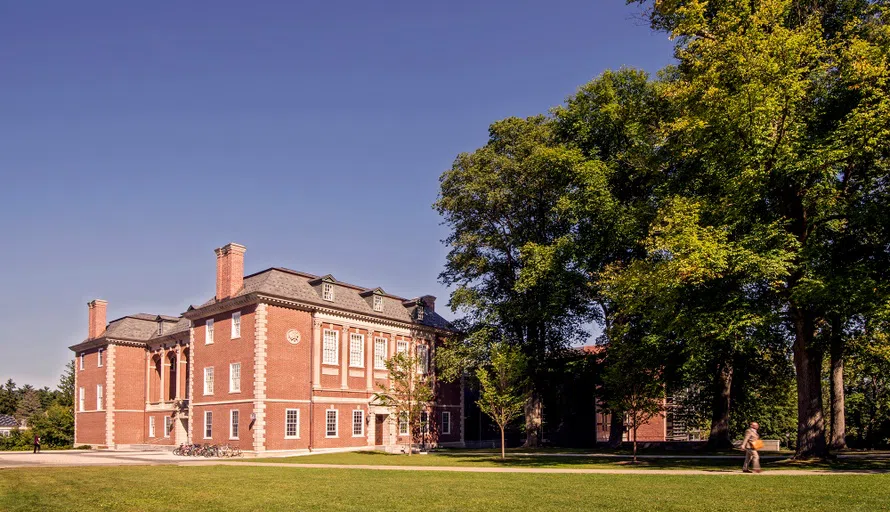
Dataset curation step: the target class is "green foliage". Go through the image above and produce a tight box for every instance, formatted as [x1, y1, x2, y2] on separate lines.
[29, 404, 75, 448]
[476, 343, 527, 458]
[372, 351, 434, 454]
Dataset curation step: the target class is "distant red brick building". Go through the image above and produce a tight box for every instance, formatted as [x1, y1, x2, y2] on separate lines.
[70, 243, 463, 454]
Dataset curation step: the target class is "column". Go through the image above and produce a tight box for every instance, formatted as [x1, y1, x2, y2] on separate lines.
[366, 330, 374, 391]
[144, 351, 151, 406]
[175, 345, 182, 400]
[160, 349, 166, 404]
[340, 324, 350, 389]
[312, 317, 322, 389]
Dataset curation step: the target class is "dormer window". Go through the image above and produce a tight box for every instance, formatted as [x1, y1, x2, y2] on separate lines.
[323, 282, 335, 302]
[416, 307, 424, 322]
[373, 295, 383, 312]
[157, 321, 163, 336]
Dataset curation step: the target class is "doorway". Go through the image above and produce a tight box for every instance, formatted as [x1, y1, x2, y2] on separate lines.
[375, 415, 386, 446]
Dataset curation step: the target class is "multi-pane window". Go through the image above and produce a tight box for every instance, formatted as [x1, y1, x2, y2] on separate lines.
[399, 413, 408, 435]
[285, 409, 300, 438]
[78, 387, 84, 412]
[96, 384, 103, 410]
[204, 411, 213, 439]
[164, 416, 172, 437]
[231, 311, 241, 339]
[420, 412, 429, 434]
[396, 340, 408, 354]
[442, 412, 451, 435]
[230, 410, 240, 439]
[206, 319, 214, 344]
[323, 330, 339, 365]
[416, 307, 424, 321]
[373, 295, 383, 312]
[97, 348, 103, 367]
[322, 282, 335, 301]
[149, 416, 156, 437]
[325, 409, 338, 437]
[353, 410, 364, 437]
[229, 363, 241, 393]
[204, 367, 214, 395]
[79, 354, 84, 370]
[374, 338, 387, 369]
[417, 345, 429, 374]
[349, 334, 364, 368]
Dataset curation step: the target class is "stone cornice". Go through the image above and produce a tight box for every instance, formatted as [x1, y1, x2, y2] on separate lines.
[69, 337, 148, 352]
[182, 293, 260, 320]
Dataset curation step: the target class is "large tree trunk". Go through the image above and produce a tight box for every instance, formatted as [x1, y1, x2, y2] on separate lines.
[792, 307, 828, 459]
[829, 316, 847, 451]
[523, 391, 543, 448]
[706, 360, 733, 450]
[608, 411, 625, 448]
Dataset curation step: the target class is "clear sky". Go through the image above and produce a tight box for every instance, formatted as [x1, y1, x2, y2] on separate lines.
[0, 1, 675, 388]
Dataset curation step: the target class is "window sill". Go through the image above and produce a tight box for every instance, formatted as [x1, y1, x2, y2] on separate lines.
[325, 435, 338, 438]
[284, 435, 301, 440]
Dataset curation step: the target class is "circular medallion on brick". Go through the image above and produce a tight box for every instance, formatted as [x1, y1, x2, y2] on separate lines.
[286, 329, 301, 345]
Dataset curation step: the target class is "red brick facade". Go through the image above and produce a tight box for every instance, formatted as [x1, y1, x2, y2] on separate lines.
[71, 243, 464, 453]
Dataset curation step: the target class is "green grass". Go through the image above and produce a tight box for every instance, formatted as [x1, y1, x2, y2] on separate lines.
[1, 465, 889, 511]
[247, 449, 890, 472]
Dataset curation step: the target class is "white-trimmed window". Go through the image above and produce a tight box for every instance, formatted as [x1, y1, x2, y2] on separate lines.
[79, 354, 84, 371]
[97, 348, 103, 367]
[78, 387, 84, 412]
[417, 345, 430, 374]
[421, 412, 429, 434]
[396, 340, 408, 354]
[374, 338, 387, 369]
[349, 334, 364, 368]
[204, 411, 213, 439]
[206, 319, 214, 344]
[149, 416, 156, 437]
[323, 330, 339, 365]
[353, 410, 364, 437]
[96, 384, 103, 410]
[203, 367, 214, 395]
[229, 363, 241, 393]
[285, 409, 300, 439]
[164, 416, 172, 438]
[231, 311, 241, 339]
[230, 410, 240, 439]
[442, 411, 451, 435]
[398, 413, 408, 435]
[322, 282, 335, 301]
[416, 307, 424, 321]
[325, 409, 338, 437]
[373, 295, 383, 312]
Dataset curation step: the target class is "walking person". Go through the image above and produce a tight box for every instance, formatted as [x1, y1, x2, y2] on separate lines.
[33, 434, 41, 454]
[741, 422, 761, 473]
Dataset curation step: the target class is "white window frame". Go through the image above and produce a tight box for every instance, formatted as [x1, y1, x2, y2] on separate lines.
[352, 409, 364, 437]
[203, 367, 214, 396]
[442, 411, 452, 435]
[399, 413, 408, 435]
[205, 319, 214, 344]
[78, 387, 84, 412]
[231, 311, 241, 339]
[230, 410, 239, 440]
[396, 340, 408, 354]
[285, 409, 300, 439]
[96, 384, 103, 410]
[417, 345, 429, 374]
[97, 348, 103, 367]
[229, 363, 241, 393]
[79, 354, 84, 371]
[349, 334, 364, 368]
[323, 329, 339, 365]
[421, 411, 429, 434]
[374, 338, 388, 370]
[204, 411, 213, 439]
[325, 409, 338, 438]
[149, 416, 156, 438]
[322, 282, 335, 302]
[164, 416, 172, 438]
[373, 295, 383, 312]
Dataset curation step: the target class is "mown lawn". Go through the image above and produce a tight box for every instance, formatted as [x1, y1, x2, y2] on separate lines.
[1, 465, 889, 511]
[247, 449, 890, 472]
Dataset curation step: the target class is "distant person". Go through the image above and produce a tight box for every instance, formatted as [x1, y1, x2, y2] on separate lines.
[33, 434, 41, 454]
[741, 422, 761, 473]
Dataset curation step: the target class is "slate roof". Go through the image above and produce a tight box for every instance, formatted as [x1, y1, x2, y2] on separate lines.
[191, 267, 452, 331]
[0, 414, 19, 428]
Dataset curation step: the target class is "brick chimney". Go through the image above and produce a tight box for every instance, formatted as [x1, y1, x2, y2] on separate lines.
[215, 243, 246, 300]
[88, 299, 108, 339]
[420, 295, 436, 313]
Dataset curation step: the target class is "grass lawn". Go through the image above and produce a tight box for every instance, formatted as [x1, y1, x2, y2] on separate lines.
[247, 449, 890, 472]
[1, 465, 889, 511]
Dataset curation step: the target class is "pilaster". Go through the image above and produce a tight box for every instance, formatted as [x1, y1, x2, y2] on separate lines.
[253, 303, 268, 453]
[187, 321, 195, 443]
[105, 344, 116, 447]
[312, 317, 322, 389]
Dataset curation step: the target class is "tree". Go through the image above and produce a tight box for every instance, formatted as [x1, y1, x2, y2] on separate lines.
[56, 361, 75, 410]
[0, 379, 16, 416]
[372, 350, 433, 456]
[15, 388, 42, 423]
[475, 343, 527, 459]
[28, 404, 74, 448]
[435, 116, 594, 446]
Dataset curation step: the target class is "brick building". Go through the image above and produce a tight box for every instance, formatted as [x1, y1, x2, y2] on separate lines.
[70, 243, 463, 454]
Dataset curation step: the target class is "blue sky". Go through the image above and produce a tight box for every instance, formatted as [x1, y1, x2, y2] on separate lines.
[0, 1, 675, 388]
